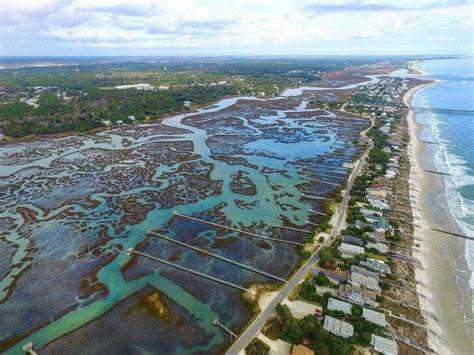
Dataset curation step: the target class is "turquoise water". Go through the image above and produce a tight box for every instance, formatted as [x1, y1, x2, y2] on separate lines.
[0, 96, 367, 353]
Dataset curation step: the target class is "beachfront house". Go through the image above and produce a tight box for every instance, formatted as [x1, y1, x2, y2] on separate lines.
[363, 308, 386, 327]
[350, 265, 380, 281]
[360, 258, 391, 274]
[327, 298, 353, 315]
[338, 284, 378, 307]
[342, 235, 364, 247]
[323, 316, 354, 338]
[183, 100, 192, 109]
[338, 243, 365, 258]
[368, 197, 390, 210]
[116, 120, 124, 126]
[366, 242, 388, 254]
[368, 228, 386, 241]
[102, 120, 112, 126]
[349, 272, 381, 293]
[370, 334, 398, 355]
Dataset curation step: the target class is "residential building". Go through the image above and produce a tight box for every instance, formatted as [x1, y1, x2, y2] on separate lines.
[368, 197, 390, 210]
[323, 316, 354, 338]
[183, 100, 192, 108]
[116, 120, 124, 125]
[349, 272, 381, 292]
[327, 298, 352, 315]
[350, 265, 379, 281]
[370, 334, 398, 355]
[363, 308, 386, 327]
[338, 242, 365, 257]
[338, 284, 378, 307]
[342, 235, 364, 247]
[366, 242, 388, 254]
[360, 258, 391, 274]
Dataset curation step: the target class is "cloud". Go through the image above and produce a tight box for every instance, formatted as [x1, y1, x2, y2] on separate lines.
[0, 0, 472, 55]
[303, 0, 472, 13]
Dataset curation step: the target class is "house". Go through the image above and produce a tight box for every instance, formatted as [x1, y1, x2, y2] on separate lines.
[363, 308, 386, 327]
[365, 215, 390, 232]
[368, 197, 390, 210]
[128, 115, 136, 122]
[102, 120, 112, 126]
[338, 243, 364, 257]
[0, 128, 4, 140]
[360, 208, 383, 218]
[349, 272, 381, 292]
[183, 100, 192, 109]
[116, 120, 124, 125]
[323, 316, 354, 338]
[351, 265, 379, 281]
[360, 258, 391, 274]
[370, 334, 398, 355]
[368, 228, 386, 241]
[354, 220, 364, 229]
[366, 242, 388, 254]
[327, 298, 352, 315]
[342, 235, 364, 247]
[338, 284, 378, 307]
[292, 344, 314, 355]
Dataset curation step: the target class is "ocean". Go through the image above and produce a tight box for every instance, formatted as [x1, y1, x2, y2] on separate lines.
[414, 57, 474, 339]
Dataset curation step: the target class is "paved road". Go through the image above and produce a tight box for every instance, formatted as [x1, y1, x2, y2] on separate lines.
[226, 117, 374, 354]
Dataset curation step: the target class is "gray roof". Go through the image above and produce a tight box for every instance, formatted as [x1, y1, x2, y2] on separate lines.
[371, 334, 398, 354]
[351, 265, 380, 281]
[338, 242, 365, 255]
[323, 316, 354, 338]
[327, 298, 353, 314]
[350, 272, 380, 290]
[343, 235, 364, 247]
[363, 308, 386, 327]
[360, 258, 391, 274]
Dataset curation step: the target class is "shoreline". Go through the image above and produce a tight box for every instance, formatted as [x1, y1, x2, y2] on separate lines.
[404, 82, 473, 354]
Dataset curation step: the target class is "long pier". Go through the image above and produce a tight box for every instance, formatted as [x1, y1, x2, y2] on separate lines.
[301, 194, 333, 201]
[429, 227, 474, 241]
[273, 225, 310, 234]
[307, 172, 347, 180]
[147, 230, 286, 282]
[127, 248, 255, 294]
[421, 169, 452, 176]
[308, 209, 328, 216]
[213, 319, 237, 339]
[173, 212, 304, 246]
[306, 178, 342, 186]
[300, 163, 349, 172]
[412, 106, 474, 115]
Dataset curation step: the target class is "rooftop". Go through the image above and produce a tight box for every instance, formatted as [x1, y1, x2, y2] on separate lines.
[323, 316, 354, 338]
[327, 298, 353, 315]
[363, 308, 386, 327]
[371, 334, 398, 355]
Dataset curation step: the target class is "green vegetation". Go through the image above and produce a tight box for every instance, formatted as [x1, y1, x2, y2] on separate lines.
[0, 57, 371, 138]
[245, 338, 270, 355]
[275, 305, 355, 355]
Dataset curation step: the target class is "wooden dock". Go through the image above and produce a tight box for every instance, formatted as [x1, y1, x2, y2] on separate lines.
[147, 230, 286, 282]
[173, 212, 303, 246]
[213, 319, 237, 339]
[127, 248, 255, 294]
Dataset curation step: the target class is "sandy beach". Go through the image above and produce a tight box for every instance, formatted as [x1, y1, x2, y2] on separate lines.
[405, 83, 473, 354]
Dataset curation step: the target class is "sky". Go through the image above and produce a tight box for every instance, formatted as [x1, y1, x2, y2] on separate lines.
[0, 0, 473, 56]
